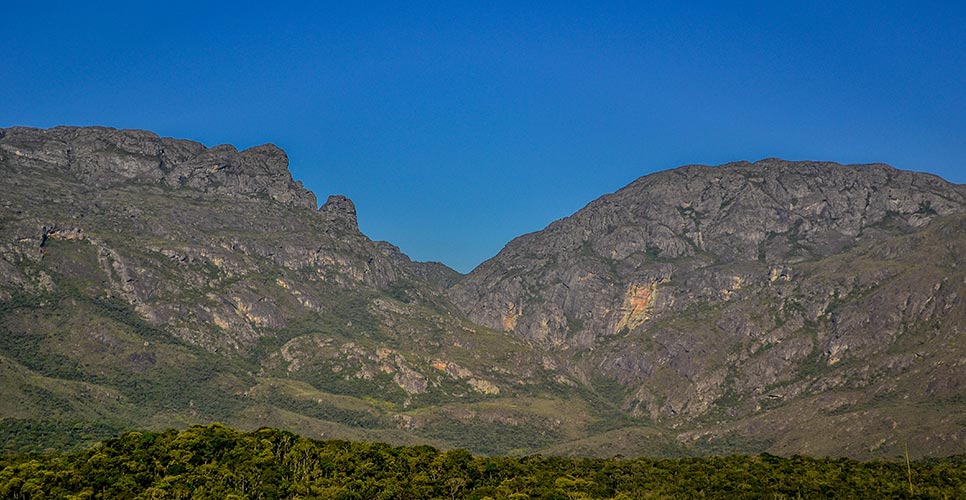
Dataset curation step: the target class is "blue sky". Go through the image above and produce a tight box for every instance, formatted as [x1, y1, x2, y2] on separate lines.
[2, 1, 963, 272]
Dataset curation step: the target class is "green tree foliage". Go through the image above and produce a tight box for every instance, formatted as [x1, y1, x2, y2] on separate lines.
[1, 424, 965, 499]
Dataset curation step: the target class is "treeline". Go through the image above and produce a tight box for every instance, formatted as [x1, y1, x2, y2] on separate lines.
[1, 424, 964, 499]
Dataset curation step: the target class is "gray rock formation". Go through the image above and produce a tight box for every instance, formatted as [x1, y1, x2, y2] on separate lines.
[446, 158, 966, 457]
[0, 126, 317, 208]
[374, 241, 463, 289]
[319, 195, 359, 229]
[0, 126, 546, 460]
[3, 126, 965, 459]
[450, 159, 966, 347]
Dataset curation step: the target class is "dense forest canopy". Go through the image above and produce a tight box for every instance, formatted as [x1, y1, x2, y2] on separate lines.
[1, 424, 964, 499]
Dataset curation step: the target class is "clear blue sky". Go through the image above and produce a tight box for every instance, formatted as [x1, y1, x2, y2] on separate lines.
[2, 1, 963, 272]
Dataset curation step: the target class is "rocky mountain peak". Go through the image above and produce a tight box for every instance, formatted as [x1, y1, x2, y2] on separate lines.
[318, 194, 359, 230]
[0, 126, 317, 209]
[3, 126, 966, 459]
[498, 159, 965, 266]
[449, 159, 966, 348]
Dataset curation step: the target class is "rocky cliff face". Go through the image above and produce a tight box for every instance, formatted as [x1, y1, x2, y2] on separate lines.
[449, 158, 966, 457]
[2, 128, 964, 459]
[0, 127, 412, 351]
[450, 159, 966, 347]
[0, 126, 318, 208]
[0, 126, 568, 457]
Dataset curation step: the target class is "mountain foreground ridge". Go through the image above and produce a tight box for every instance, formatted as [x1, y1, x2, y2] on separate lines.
[1, 125, 964, 459]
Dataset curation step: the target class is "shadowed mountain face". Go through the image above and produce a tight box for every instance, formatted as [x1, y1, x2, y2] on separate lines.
[2, 126, 964, 459]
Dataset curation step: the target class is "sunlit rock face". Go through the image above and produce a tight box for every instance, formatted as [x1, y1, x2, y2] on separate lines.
[4, 125, 966, 458]
[0, 126, 480, 369]
[0, 126, 319, 209]
[450, 159, 966, 347]
[450, 159, 966, 436]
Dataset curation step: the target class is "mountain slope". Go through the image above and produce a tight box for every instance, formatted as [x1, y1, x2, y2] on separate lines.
[0, 126, 595, 455]
[450, 159, 965, 348]
[449, 159, 966, 457]
[2, 127, 964, 459]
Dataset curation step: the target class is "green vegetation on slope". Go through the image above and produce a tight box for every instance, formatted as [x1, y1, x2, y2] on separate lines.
[4, 130, 966, 461]
[0, 286, 611, 457]
[2, 424, 965, 499]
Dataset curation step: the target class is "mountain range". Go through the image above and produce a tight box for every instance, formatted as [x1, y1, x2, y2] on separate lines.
[1, 125, 964, 459]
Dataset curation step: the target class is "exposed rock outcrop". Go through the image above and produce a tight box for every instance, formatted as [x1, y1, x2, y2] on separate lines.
[374, 241, 463, 289]
[3, 126, 966, 459]
[450, 159, 966, 347]
[448, 159, 966, 441]
[318, 195, 359, 230]
[0, 126, 317, 208]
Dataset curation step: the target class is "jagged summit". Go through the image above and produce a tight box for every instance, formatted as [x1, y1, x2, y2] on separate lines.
[319, 194, 359, 230]
[2, 128, 965, 459]
[0, 125, 318, 209]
